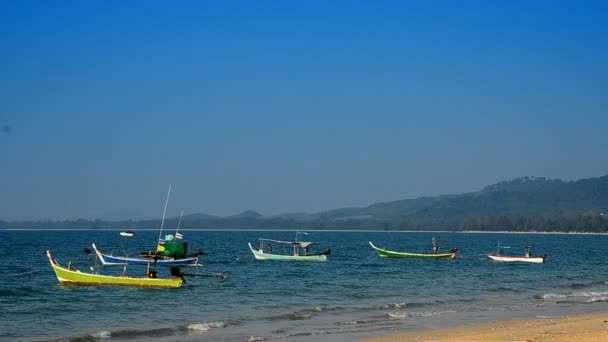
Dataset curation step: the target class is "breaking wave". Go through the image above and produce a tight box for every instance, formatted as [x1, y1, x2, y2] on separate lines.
[89, 331, 111, 339]
[185, 321, 226, 332]
[387, 309, 456, 319]
[537, 291, 608, 302]
[55, 321, 227, 341]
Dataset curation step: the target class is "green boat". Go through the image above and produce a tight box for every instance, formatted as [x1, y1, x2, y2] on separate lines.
[368, 241, 457, 259]
[248, 238, 330, 262]
[47, 250, 184, 288]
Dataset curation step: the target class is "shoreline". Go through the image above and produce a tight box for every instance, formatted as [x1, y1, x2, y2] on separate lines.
[359, 312, 608, 342]
[3, 228, 607, 235]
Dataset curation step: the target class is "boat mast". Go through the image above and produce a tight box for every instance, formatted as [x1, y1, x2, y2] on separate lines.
[157, 185, 172, 251]
[175, 210, 184, 236]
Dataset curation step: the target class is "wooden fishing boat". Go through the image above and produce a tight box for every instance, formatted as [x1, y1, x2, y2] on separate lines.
[486, 254, 546, 263]
[46, 250, 184, 288]
[92, 243, 201, 267]
[486, 244, 546, 263]
[92, 188, 203, 267]
[248, 237, 330, 262]
[368, 241, 457, 259]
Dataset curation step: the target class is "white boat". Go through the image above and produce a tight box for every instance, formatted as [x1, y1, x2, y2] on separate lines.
[119, 231, 135, 237]
[486, 244, 546, 263]
[248, 236, 330, 262]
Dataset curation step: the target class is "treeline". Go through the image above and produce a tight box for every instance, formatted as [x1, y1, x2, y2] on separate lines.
[457, 214, 608, 232]
[2, 214, 607, 233]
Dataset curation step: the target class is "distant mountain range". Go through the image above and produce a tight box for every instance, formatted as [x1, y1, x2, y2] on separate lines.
[2, 175, 608, 232]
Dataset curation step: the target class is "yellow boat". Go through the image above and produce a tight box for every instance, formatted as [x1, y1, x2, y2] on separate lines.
[46, 250, 184, 288]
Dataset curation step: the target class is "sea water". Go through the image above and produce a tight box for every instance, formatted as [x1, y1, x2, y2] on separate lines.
[1, 230, 607, 341]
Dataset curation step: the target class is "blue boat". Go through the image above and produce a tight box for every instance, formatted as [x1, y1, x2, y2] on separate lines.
[92, 243, 201, 267]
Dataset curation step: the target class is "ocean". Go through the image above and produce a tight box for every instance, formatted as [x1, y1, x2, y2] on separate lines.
[1, 230, 607, 341]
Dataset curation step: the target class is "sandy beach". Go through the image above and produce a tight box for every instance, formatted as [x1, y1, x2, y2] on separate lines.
[360, 312, 608, 342]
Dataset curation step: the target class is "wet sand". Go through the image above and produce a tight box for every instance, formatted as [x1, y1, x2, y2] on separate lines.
[360, 312, 608, 342]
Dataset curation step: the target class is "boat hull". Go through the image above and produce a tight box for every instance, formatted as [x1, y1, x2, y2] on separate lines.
[47, 251, 183, 288]
[92, 243, 200, 266]
[369, 241, 456, 259]
[486, 254, 545, 263]
[248, 243, 327, 262]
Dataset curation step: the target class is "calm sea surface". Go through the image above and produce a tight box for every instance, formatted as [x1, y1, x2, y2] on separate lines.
[1, 230, 607, 341]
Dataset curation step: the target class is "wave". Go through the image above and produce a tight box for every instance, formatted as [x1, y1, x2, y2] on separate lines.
[101, 327, 175, 339]
[387, 312, 431, 318]
[387, 309, 456, 319]
[335, 319, 381, 325]
[375, 301, 438, 310]
[374, 297, 476, 311]
[47, 328, 176, 341]
[89, 331, 111, 339]
[562, 280, 608, 290]
[183, 321, 226, 332]
[587, 295, 608, 303]
[537, 291, 608, 301]
[536, 293, 567, 300]
[51, 320, 227, 342]
[377, 302, 408, 310]
[269, 306, 328, 321]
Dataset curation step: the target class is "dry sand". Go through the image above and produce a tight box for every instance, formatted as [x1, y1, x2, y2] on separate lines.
[359, 312, 608, 342]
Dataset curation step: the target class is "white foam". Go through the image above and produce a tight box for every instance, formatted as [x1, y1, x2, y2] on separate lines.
[380, 302, 407, 309]
[587, 296, 608, 303]
[90, 331, 111, 339]
[542, 293, 567, 299]
[542, 291, 608, 301]
[187, 321, 225, 332]
[248, 336, 265, 342]
[572, 291, 608, 297]
[387, 311, 437, 318]
[387, 312, 408, 318]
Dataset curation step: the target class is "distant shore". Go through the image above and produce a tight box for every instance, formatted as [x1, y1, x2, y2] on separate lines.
[359, 312, 608, 342]
[3, 228, 607, 235]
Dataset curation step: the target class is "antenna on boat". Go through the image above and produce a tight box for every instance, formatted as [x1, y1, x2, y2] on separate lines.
[156, 185, 172, 253]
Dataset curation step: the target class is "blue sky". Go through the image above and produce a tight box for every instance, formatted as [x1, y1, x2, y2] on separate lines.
[1, 1, 607, 221]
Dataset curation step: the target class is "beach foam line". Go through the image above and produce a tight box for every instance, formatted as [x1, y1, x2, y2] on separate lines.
[186, 321, 226, 332]
[539, 290, 608, 300]
[357, 311, 608, 342]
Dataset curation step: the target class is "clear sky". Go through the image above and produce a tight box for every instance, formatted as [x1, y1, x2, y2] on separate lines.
[1, 1, 607, 221]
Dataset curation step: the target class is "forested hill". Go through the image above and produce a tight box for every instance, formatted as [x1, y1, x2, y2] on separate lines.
[3, 175, 608, 232]
[308, 175, 608, 232]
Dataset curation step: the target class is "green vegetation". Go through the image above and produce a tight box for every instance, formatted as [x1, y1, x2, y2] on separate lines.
[2, 175, 608, 232]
